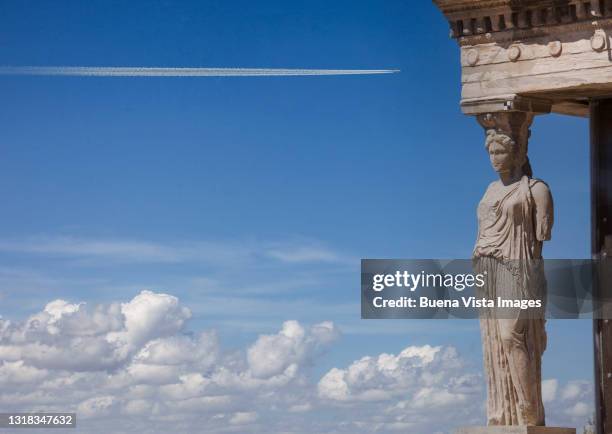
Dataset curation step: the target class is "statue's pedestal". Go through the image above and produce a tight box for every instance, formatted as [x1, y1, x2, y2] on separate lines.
[455, 428, 575, 434]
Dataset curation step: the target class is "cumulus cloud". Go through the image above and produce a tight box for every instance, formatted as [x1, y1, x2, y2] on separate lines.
[529, 378, 593, 427]
[0, 360, 47, 385]
[318, 345, 472, 403]
[316, 344, 484, 432]
[542, 378, 558, 403]
[549, 381, 593, 425]
[0, 290, 190, 372]
[316, 349, 593, 433]
[248, 320, 339, 379]
[109, 290, 192, 356]
[561, 381, 590, 401]
[0, 291, 593, 433]
[566, 401, 591, 418]
[0, 291, 341, 433]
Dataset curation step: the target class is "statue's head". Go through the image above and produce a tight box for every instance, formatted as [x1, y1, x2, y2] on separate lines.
[484, 129, 532, 177]
[478, 112, 533, 178]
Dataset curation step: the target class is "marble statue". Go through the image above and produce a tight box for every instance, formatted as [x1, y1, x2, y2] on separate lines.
[473, 112, 554, 426]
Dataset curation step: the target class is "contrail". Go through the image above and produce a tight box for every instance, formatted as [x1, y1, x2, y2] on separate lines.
[0, 66, 399, 77]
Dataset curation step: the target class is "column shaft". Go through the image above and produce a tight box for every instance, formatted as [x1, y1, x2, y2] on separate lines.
[591, 98, 612, 434]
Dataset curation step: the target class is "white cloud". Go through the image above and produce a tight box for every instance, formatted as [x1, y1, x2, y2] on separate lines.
[542, 378, 558, 403]
[0, 290, 190, 372]
[317, 345, 483, 432]
[0, 236, 358, 341]
[134, 332, 218, 368]
[318, 345, 469, 403]
[561, 381, 589, 401]
[0, 291, 341, 432]
[0, 236, 350, 266]
[0, 360, 47, 385]
[110, 290, 191, 354]
[78, 396, 117, 419]
[265, 245, 343, 263]
[0, 291, 593, 433]
[566, 402, 591, 418]
[543, 380, 594, 425]
[0, 237, 185, 263]
[247, 320, 339, 379]
[229, 411, 259, 425]
[288, 402, 312, 413]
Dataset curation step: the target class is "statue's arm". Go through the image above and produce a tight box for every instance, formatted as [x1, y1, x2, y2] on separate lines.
[532, 181, 554, 241]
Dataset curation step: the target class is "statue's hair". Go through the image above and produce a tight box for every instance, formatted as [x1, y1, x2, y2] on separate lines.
[485, 129, 533, 178]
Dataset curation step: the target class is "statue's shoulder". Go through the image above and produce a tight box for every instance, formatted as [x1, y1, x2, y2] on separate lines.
[485, 180, 499, 191]
[480, 180, 499, 199]
[528, 178, 553, 200]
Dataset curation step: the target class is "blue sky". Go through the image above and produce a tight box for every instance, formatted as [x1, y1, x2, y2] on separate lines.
[0, 1, 594, 432]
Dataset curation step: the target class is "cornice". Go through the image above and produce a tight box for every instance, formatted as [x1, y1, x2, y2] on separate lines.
[433, 0, 612, 40]
[457, 17, 612, 45]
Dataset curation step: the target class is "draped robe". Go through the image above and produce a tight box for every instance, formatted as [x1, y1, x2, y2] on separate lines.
[473, 175, 553, 426]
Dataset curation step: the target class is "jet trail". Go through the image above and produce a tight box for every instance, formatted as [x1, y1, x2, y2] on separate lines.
[0, 66, 399, 77]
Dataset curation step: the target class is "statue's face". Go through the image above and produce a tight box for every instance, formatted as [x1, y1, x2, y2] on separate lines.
[488, 140, 514, 174]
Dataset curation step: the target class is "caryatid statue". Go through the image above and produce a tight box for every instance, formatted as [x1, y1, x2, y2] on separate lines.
[472, 112, 554, 426]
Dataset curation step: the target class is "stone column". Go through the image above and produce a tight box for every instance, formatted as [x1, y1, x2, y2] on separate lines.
[431, 0, 612, 431]
[591, 98, 612, 434]
[456, 109, 576, 434]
